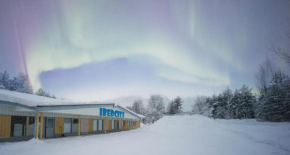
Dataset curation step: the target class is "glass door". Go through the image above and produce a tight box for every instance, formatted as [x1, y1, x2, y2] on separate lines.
[45, 118, 54, 138]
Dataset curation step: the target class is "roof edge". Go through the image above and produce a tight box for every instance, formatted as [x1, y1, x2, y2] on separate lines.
[117, 105, 144, 119]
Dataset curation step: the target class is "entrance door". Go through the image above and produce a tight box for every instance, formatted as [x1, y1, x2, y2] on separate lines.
[45, 118, 54, 138]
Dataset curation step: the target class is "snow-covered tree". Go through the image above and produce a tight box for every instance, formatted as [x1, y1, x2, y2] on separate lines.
[222, 88, 233, 119]
[0, 71, 10, 90]
[214, 93, 227, 119]
[192, 96, 207, 114]
[211, 94, 218, 118]
[238, 85, 255, 119]
[145, 95, 165, 123]
[229, 89, 240, 119]
[210, 86, 254, 119]
[258, 72, 290, 121]
[35, 88, 55, 98]
[35, 88, 46, 96]
[8, 77, 19, 91]
[131, 99, 146, 115]
[14, 74, 33, 94]
[169, 96, 183, 115]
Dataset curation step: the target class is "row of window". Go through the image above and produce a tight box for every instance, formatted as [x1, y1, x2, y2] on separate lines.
[10, 116, 35, 137]
[64, 118, 104, 133]
[123, 120, 137, 126]
[8, 116, 138, 137]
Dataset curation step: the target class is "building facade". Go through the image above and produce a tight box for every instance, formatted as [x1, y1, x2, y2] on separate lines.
[0, 90, 142, 142]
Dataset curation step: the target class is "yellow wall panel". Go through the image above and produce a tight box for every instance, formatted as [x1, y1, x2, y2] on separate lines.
[26, 116, 29, 136]
[109, 120, 112, 130]
[123, 120, 128, 130]
[0, 115, 11, 138]
[89, 119, 93, 132]
[55, 117, 64, 134]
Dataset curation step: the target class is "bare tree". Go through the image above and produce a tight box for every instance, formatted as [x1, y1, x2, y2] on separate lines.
[255, 57, 275, 94]
[273, 46, 290, 65]
[131, 99, 146, 115]
[272, 15, 290, 66]
[192, 96, 207, 114]
[145, 95, 165, 123]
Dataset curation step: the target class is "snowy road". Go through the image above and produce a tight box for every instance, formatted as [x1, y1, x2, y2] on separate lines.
[1, 115, 290, 155]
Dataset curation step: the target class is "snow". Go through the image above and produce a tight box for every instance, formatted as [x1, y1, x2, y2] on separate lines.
[0, 89, 77, 107]
[0, 89, 113, 107]
[1, 115, 290, 155]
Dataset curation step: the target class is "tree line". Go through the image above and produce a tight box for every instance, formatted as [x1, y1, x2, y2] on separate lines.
[192, 49, 290, 122]
[0, 71, 56, 98]
[127, 95, 183, 124]
[192, 85, 256, 120]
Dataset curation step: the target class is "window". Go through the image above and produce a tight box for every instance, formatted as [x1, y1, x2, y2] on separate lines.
[132, 121, 136, 126]
[123, 121, 126, 126]
[64, 118, 72, 133]
[93, 120, 97, 131]
[28, 117, 35, 136]
[128, 121, 131, 126]
[72, 118, 78, 133]
[10, 116, 26, 137]
[98, 119, 103, 131]
[112, 120, 115, 130]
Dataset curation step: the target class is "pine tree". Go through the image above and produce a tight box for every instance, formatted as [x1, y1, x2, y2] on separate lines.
[258, 72, 290, 121]
[205, 97, 214, 117]
[8, 77, 19, 91]
[211, 94, 218, 119]
[35, 88, 46, 96]
[169, 96, 183, 115]
[215, 93, 226, 119]
[222, 88, 233, 119]
[229, 89, 240, 119]
[169, 101, 175, 115]
[15, 74, 33, 94]
[238, 85, 255, 119]
[174, 96, 183, 114]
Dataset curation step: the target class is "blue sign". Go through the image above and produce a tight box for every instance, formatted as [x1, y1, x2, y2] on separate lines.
[100, 108, 125, 118]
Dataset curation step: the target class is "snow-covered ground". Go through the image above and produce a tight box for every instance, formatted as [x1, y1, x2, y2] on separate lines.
[1, 115, 290, 155]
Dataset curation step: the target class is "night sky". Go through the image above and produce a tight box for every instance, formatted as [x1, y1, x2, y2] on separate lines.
[0, 0, 289, 102]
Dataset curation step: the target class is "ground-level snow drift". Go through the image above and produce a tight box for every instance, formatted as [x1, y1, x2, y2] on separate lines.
[1, 115, 290, 155]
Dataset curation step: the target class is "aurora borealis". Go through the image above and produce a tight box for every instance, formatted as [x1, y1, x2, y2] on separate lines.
[0, 0, 289, 102]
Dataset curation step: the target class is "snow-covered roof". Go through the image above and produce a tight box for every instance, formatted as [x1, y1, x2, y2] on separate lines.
[0, 90, 145, 119]
[0, 89, 78, 107]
